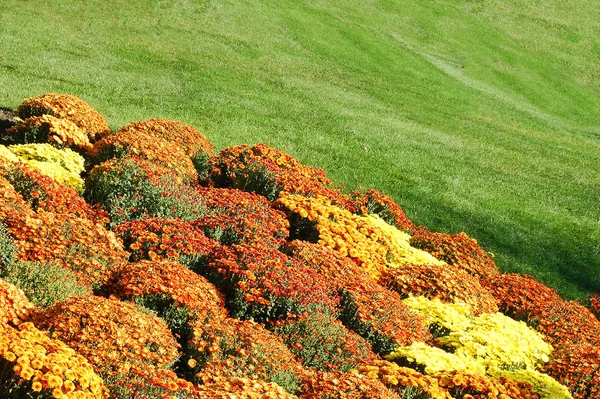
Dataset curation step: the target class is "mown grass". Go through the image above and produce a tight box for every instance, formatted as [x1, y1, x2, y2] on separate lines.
[0, 0, 598, 299]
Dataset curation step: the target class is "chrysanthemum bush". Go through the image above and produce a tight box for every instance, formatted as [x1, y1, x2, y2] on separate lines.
[113, 218, 219, 266]
[268, 310, 377, 373]
[85, 156, 207, 226]
[90, 128, 198, 183]
[210, 143, 353, 208]
[4, 114, 92, 153]
[3, 93, 594, 399]
[0, 321, 109, 399]
[116, 118, 214, 180]
[30, 294, 181, 396]
[16, 93, 110, 142]
[105, 259, 229, 377]
[189, 317, 307, 394]
[200, 244, 338, 322]
[284, 240, 431, 354]
[195, 186, 290, 247]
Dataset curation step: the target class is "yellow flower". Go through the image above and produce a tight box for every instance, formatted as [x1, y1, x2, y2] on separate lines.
[47, 374, 64, 389]
[31, 380, 43, 392]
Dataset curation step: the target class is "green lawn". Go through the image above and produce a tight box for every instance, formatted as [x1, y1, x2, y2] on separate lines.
[1, 0, 598, 299]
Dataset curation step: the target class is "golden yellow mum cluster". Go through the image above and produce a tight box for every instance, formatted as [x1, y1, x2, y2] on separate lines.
[388, 341, 485, 375]
[274, 193, 442, 280]
[389, 296, 571, 399]
[0, 321, 109, 399]
[354, 360, 452, 399]
[402, 295, 473, 333]
[0, 145, 19, 162]
[4, 143, 85, 192]
[439, 312, 552, 370]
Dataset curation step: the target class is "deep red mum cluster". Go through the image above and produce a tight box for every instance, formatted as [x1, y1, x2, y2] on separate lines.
[196, 186, 290, 248]
[211, 143, 354, 209]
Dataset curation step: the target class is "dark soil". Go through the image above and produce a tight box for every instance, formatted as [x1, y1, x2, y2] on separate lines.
[0, 107, 17, 144]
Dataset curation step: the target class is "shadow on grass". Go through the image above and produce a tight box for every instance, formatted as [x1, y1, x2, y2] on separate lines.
[406, 198, 599, 300]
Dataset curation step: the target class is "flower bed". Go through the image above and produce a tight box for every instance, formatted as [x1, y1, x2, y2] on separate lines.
[1, 93, 596, 399]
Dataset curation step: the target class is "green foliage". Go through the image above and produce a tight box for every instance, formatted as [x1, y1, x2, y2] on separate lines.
[269, 309, 373, 372]
[0, 260, 91, 309]
[190, 151, 212, 182]
[338, 290, 397, 354]
[0, 223, 15, 269]
[268, 370, 299, 396]
[400, 386, 435, 399]
[132, 294, 193, 345]
[131, 294, 195, 378]
[84, 159, 205, 226]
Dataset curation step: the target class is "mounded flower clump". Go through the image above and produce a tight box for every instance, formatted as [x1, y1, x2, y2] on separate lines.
[0, 93, 599, 399]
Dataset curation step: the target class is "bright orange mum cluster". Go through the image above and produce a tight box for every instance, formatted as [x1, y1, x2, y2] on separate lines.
[191, 317, 306, 390]
[0, 321, 109, 398]
[107, 259, 228, 324]
[90, 129, 198, 182]
[118, 118, 214, 159]
[204, 243, 338, 321]
[196, 186, 290, 248]
[5, 114, 92, 153]
[31, 295, 180, 377]
[113, 217, 219, 266]
[410, 226, 499, 279]
[17, 93, 110, 142]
